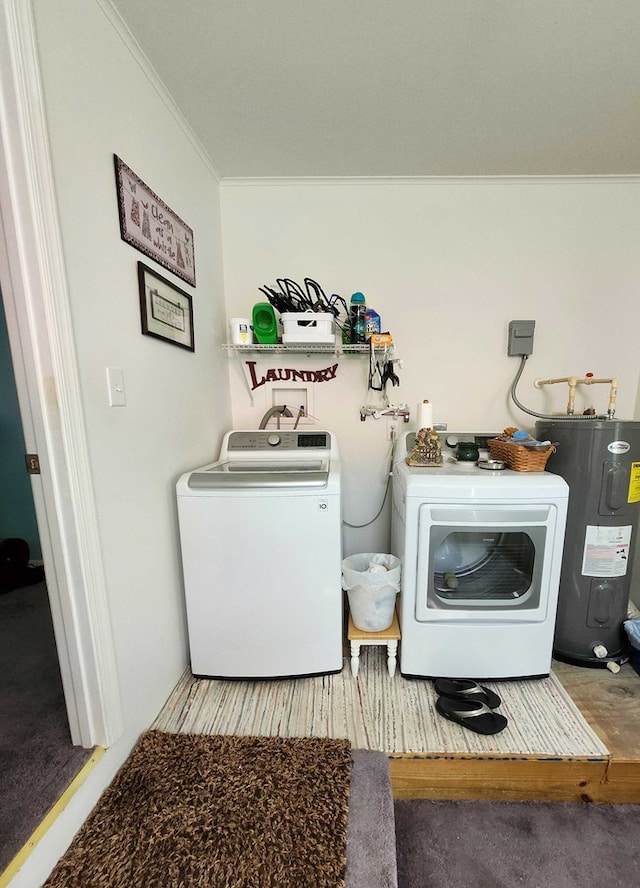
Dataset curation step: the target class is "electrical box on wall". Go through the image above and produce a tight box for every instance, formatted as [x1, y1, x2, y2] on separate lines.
[508, 320, 536, 357]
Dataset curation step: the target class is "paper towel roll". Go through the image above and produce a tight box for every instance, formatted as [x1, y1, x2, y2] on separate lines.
[417, 399, 433, 429]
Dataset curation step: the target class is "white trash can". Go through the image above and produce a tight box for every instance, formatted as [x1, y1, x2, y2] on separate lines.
[342, 553, 401, 632]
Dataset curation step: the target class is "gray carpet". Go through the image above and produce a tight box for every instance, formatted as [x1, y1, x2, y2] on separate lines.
[0, 582, 93, 872]
[346, 750, 398, 888]
[394, 798, 640, 888]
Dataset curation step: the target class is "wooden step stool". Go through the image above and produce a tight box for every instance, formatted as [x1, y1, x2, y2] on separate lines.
[347, 609, 401, 678]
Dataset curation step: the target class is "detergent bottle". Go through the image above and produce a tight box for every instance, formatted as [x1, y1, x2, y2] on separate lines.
[349, 292, 367, 343]
[365, 308, 381, 338]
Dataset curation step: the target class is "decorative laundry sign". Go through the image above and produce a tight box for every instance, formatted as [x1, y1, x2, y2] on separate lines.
[114, 155, 196, 286]
[245, 361, 338, 391]
[581, 524, 632, 577]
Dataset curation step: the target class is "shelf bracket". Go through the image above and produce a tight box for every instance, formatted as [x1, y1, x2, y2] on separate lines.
[233, 349, 255, 406]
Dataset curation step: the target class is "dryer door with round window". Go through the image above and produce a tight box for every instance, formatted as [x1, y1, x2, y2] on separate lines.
[414, 503, 562, 623]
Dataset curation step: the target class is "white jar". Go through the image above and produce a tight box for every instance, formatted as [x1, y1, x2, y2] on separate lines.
[229, 317, 253, 345]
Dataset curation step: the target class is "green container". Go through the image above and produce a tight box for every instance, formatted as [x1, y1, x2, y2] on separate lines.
[252, 302, 278, 344]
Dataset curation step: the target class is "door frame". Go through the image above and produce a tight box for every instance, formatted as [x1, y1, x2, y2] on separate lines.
[0, 0, 123, 747]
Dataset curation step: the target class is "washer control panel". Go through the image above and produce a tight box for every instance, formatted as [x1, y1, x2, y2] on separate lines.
[226, 431, 331, 453]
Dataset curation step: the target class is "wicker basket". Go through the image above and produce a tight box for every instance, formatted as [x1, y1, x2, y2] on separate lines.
[488, 439, 555, 472]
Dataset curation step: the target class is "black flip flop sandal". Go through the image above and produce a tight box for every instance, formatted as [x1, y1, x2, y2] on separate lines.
[435, 696, 508, 736]
[433, 677, 502, 709]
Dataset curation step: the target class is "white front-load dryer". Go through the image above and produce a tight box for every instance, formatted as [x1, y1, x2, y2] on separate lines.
[391, 432, 569, 679]
[176, 430, 343, 678]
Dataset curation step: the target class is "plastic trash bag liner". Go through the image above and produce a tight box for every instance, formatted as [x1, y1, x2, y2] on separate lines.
[342, 553, 401, 632]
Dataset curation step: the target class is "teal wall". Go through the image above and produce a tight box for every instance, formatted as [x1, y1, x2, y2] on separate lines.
[0, 292, 41, 558]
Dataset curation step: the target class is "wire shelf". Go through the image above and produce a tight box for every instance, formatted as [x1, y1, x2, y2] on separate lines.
[221, 343, 373, 354]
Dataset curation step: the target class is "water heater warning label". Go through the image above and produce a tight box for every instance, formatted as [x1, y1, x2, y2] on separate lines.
[628, 461, 640, 503]
[582, 525, 632, 578]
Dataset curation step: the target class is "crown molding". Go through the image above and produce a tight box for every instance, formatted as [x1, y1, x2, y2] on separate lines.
[220, 174, 640, 188]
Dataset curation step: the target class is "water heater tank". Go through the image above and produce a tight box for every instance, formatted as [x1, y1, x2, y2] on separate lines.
[535, 419, 640, 667]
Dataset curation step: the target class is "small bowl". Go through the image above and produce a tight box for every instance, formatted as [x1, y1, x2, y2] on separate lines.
[477, 459, 506, 471]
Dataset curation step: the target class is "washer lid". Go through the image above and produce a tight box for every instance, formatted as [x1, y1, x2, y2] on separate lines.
[187, 459, 329, 489]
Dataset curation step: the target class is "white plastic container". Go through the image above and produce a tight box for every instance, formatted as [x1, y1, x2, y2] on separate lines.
[229, 317, 253, 345]
[281, 312, 334, 343]
[342, 553, 401, 632]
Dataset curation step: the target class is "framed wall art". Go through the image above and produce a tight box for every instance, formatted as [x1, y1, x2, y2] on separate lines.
[115, 155, 196, 286]
[137, 262, 195, 352]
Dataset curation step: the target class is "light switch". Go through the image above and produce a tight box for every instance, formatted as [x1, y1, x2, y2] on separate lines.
[106, 367, 126, 406]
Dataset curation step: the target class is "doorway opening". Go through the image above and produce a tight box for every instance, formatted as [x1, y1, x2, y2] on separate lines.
[0, 295, 94, 870]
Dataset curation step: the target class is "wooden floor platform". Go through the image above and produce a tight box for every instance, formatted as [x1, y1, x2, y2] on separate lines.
[389, 660, 640, 803]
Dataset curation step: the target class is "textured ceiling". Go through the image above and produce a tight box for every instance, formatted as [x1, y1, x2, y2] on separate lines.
[109, 0, 640, 178]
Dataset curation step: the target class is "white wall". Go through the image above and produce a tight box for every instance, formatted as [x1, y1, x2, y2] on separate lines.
[7, 1, 230, 883]
[221, 179, 640, 555]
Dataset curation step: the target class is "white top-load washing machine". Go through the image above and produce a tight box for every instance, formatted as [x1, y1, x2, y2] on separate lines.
[176, 430, 343, 678]
[391, 431, 569, 679]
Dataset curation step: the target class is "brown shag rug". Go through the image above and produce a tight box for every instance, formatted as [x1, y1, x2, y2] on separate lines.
[44, 730, 352, 888]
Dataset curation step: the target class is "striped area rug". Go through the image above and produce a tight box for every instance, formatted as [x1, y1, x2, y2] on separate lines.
[153, 648, 608, 758]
